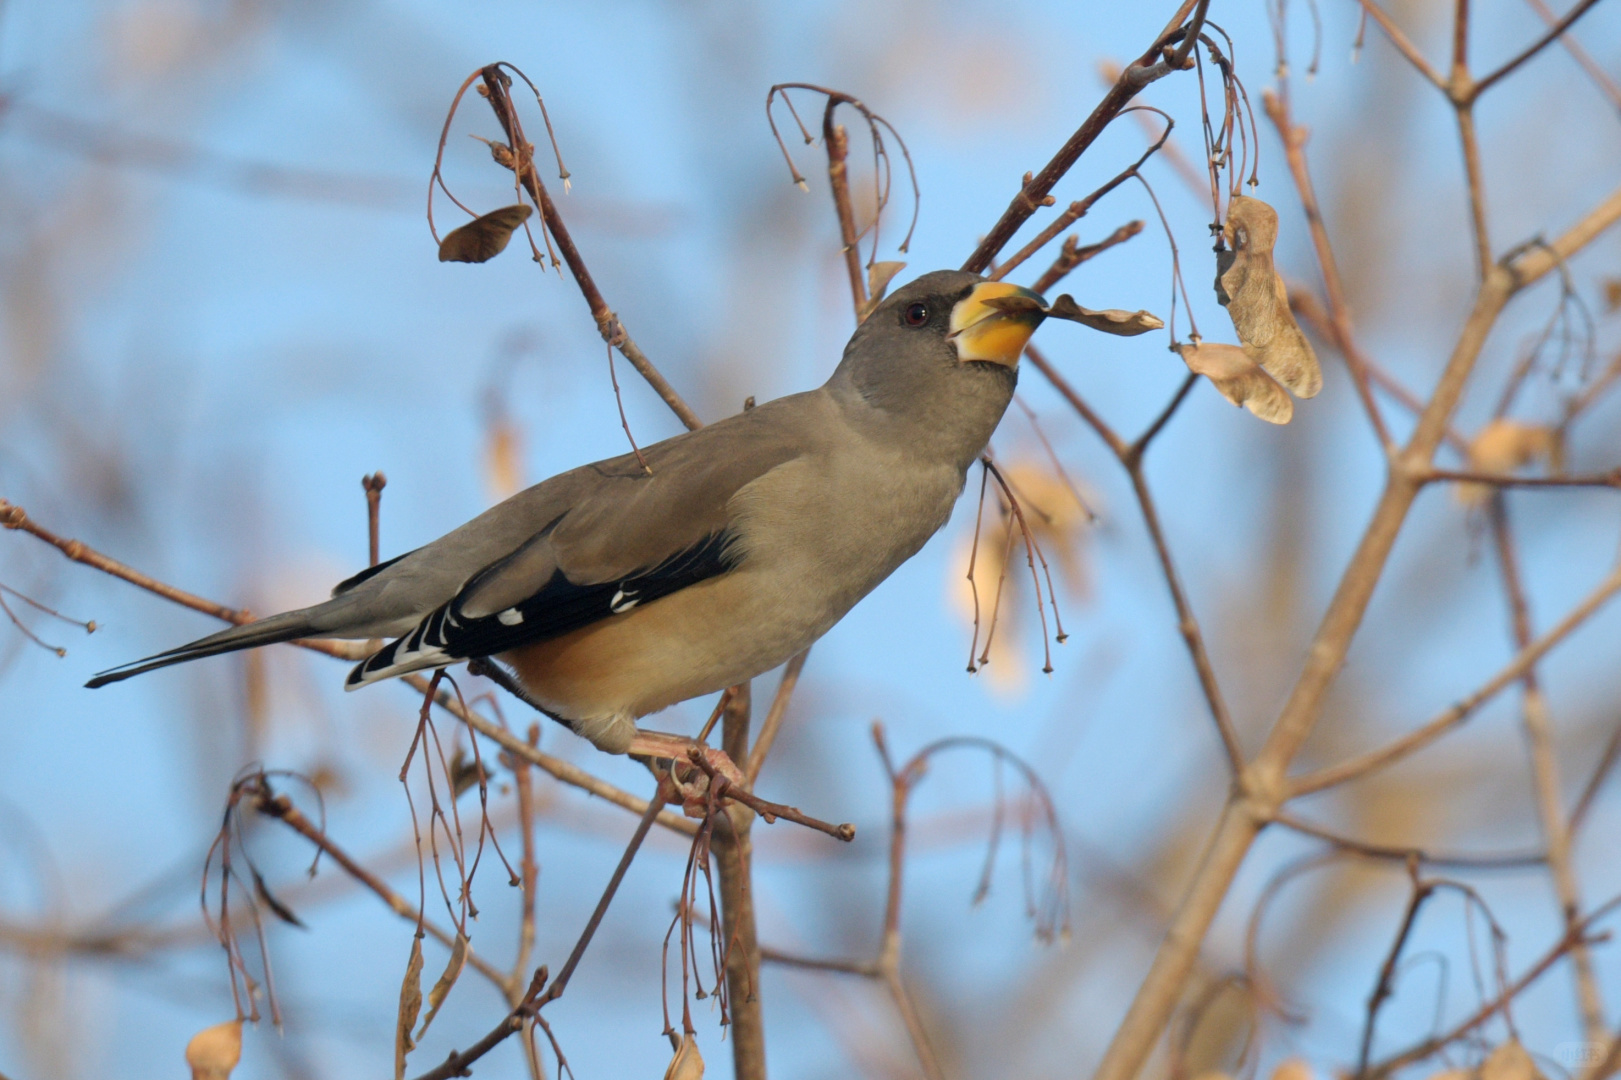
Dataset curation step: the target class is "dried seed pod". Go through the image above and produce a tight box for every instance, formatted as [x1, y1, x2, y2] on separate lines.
[1177, 341, 1293, 424]
[663, 1032, 705, 1080]
[415, 933, 469, 1042]
[857, 261, 908, 320]
[186, 1020, 242, 1080]
[395, 936, 425, 1079]
[1270, 1059, 1315, 1080]
[1215, 195, 1322, 399]
[438, 204, 534, 263]
[980, 292, 1164, 336]
[1046, 294, 1164, 335]
[1456, 419, 1565, 506]
[867, 260, 907, 302]
[1480, 1040, 1540, 1080]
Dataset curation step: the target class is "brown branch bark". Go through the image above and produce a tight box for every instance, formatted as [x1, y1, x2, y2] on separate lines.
[253, 789, 510, 991]
[715, 683, 766, 1080]
[0, 498, 369, 662]
[746, 651, 808, 785]
[411, 779, 673, 1080]
[1024, 346, 1241, 772]
[959, 0, 1200, 274]
[411, 673, 699, 837]
[1288, 563, 1621, 798]
[476, 65, 703, 433]
[1472, 0, 1607, 96]
[1363, 892, 1621, 1078]
[1087, 181, 1621, 1080]
[1354, 0, 1446, 88]
[1520, 0, 1621, 111]
[1490, 503, 1606, 1040]
[1262, 90, 1393, 449]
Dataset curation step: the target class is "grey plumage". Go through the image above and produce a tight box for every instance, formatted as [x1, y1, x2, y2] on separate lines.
[88, 269, 1044, 753]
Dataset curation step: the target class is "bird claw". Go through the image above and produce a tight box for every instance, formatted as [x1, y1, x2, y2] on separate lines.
[627, 732, 748, 816]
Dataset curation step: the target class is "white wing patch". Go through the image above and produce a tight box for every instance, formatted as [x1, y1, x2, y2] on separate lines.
[610, 588, 640, 614]
[497, 608, 525, 626]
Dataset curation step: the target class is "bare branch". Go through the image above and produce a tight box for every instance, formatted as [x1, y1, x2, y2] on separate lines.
[1473, 0, 1607, 97]
[1288, 565, 1621, 797]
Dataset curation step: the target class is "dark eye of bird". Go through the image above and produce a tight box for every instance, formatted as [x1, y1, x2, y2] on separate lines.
[904, 301, 929, 326]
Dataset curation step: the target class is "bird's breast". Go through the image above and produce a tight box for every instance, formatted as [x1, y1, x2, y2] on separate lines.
[503, 444, 966, 729]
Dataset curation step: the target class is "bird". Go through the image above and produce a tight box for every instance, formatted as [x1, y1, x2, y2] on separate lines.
[87, 270, 1048, 768]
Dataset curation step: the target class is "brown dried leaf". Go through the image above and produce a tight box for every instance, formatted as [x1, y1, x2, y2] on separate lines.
[438, 204, 534, 264]
[1457, 419, 1565, 505]
[447, 748, 490, 800]
[484, 417, 523, 502]
[981, 293, 1048, 316]
[1046, 294, 1164, 336]
[186, 1020, 243, 1080]
[1271, 1059, 1314, 1080]
[663, 1033, 705, 1080]
[415, 934, 469, 1042]
[1178, 342, 1293, 424]
[395, 936, 425, 1080]
[980, 292, 1164, 335]
[250, 867, 305, 928]
[1480, 1040, 1540, 1080]
[867, 261, 907, 303]
[1216, 196, 1322, 399]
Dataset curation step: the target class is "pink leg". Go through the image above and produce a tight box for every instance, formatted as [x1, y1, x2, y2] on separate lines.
[627, 730, 749, 809]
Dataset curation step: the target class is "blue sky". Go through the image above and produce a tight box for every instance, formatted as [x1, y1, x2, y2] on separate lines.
[3, 1, 1621, 1078]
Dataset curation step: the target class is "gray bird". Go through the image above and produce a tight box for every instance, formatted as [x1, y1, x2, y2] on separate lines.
[88, 271, 1047, 762]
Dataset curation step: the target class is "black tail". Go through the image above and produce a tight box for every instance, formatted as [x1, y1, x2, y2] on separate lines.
[85, 610, 320, 688]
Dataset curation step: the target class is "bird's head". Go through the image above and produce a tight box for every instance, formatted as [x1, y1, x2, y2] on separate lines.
[874, 269, 1048, 366]
[829, 270, 1047, 464]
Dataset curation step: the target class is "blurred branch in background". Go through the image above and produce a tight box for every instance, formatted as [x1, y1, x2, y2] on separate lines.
[3, 0, 1621, 1078]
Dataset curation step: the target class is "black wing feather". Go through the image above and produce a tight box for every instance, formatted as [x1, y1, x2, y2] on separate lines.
[345, 530, 737, 686]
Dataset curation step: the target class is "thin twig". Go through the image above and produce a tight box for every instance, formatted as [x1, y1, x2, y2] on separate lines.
[251, 788, 508, 989]
[0, 498, 369, 663]
[1273, 812, 1545, 869]
[413, 672, 697, 837]
[1356, 874, 1439, 1075]
[1288, 565, 1621, 797]
[1089, 178, 1621, 1080]
[686, 749, 855, 842]
[1520, 0, 1621, 112]
[960, 1, 1201, 273]
[411, 778, 674, 1080]
[746, 650, 809, 784]
[1354, 0, 1446, 88]
[1123, 451, 1244, 774]
[473, 65, 703, 432]
[1262, 88, 1393, 450]
[362, 472, 386, 568]
[1420, 468, 1621, 490]
[1029, 221, 1145, 296]
[989, 112, 1171, 283]
[1363, 893, 1621, 1079]
[714, 684, 766, 1080]
[1489, 501, 1606, 1040]
[1472, 0, 1606, 97]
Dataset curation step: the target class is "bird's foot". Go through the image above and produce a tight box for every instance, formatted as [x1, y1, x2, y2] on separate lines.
[627, 731, 748, 817]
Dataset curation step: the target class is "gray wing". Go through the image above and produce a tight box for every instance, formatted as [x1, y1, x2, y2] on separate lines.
[342, 391, 830, 685]
[88, 391, 833, 689]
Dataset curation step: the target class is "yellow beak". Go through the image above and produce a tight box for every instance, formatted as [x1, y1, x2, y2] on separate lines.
[948, 282, 1047, 367]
